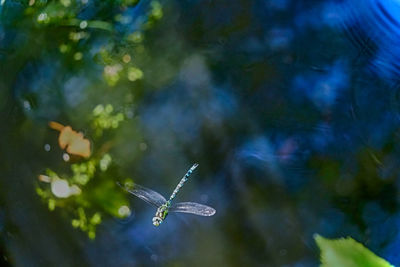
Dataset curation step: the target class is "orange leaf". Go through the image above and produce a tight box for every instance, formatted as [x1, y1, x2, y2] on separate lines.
[38, 174, 51, 183]
[50, 122, 91, 158]
[48, 121, 65, 131]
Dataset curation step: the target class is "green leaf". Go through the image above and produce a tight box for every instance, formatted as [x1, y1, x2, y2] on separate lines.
[314, 234, 394, 267]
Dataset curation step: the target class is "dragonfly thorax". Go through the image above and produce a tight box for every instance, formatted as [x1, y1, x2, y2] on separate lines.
[152, 203, 169, 226]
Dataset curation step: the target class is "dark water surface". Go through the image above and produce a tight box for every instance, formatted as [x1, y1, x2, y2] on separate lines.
[1, 0, 400, 266]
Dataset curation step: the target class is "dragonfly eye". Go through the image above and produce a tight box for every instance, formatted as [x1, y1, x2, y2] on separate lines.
[152, 217, 162, 226]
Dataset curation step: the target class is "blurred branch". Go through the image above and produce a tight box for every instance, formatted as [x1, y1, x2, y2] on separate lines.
[59, 19, 114, 32]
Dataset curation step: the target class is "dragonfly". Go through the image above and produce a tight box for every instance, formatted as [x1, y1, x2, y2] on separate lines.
[118, 163, 216, 226]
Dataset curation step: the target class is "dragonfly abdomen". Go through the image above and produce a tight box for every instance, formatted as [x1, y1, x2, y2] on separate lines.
[168, 163, 198, 202]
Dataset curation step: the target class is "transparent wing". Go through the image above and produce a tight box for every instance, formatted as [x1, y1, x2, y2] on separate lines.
[170, 202, 216, 216]
[117, 182, 167, 207]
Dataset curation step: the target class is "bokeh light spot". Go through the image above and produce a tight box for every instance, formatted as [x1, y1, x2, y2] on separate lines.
[51, 179, 70, 198]
[118, 205, 131, 217]
[44, 144, 51, 151]
[23, 100, 31, 110]
[59, 44, 69, 53]
[122, 54, 131, 63]
[60, 0, 71, 7]
[63, 153, 70, 162]
[69, 185, 81, 196]
[74, 52, 83, 61]
[99, 154, 112, 171]
[127, 67, 143, 81]
[37, 13, 48, 23]
[80, 21, 88, 29]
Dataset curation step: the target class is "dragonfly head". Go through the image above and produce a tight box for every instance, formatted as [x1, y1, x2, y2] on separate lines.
[152, 216, 163, 226]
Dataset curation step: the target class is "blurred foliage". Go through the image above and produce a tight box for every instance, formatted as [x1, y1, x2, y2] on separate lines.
[0, 0, 164, 239]
[37, 107, 133, 238]
[315, 234, 394, 267]
[92, 104, 125, 136]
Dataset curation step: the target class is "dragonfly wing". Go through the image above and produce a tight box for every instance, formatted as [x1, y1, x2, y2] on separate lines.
[117, 182, 167, 207]
[170, 202, 216, 216]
